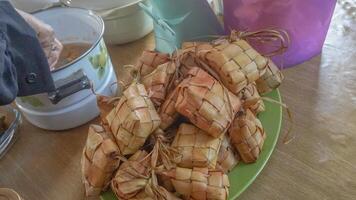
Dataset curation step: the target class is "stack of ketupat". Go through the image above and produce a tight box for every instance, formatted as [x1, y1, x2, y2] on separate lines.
[81, 30, 287, 200]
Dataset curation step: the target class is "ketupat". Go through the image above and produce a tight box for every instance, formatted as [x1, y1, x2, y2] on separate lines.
[142, 61, 177, 108]
[183, 36, 284, 95]
[171, 123, 222, 169]
[229, 109, 267, 163]
[179, 42, 212, 76]
[158, 173, 175, 192]
[216, 135, 240, 173]
[106, 83, 161, 155]
[175, 67, 241, 138]
[88, 29, 287, 200]
[237, 83, 265, 114]
[161, 167, 229, 200]
[255, 59, 284, 94]
[111, 150, 151, 199]
[147, 128, 181, 171]
[135, 50, 170, 77]
[111, 150, 181, 200]
[158, 85, 181, 130]
[96, 95, 117, 126]
[81, 125, 121, 197]
[128, 188, 182, 200]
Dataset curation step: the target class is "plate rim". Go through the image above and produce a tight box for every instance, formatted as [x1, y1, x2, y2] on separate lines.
[229, 89, 283, 199]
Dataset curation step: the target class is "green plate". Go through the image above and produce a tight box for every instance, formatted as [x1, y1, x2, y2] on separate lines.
[101, 89, 282, 200]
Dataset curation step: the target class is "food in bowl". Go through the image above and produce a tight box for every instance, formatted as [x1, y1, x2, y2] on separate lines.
[53, 42, 91, 70]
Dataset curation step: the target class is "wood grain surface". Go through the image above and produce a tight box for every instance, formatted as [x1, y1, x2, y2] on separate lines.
[1, 2, 356, 200]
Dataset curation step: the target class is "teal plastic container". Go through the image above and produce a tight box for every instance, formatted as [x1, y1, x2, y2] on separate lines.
[139, 0, 223, 53]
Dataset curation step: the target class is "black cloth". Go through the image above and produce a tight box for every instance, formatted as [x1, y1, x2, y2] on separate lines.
[0, 1, 54, 105]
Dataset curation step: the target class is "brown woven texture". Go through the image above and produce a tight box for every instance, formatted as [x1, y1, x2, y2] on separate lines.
[180, 42, 213, 77]
[158, 85, 181, 130]
[178, 52, 197, 77]
[184, 39, 269, 94]
[106, 83, 161, 155]
[111, 150, 181, 200]
[129, 188, 182, 200]
[129, 191, 153, 200]
[229, 109, 267, 163]
[171, 123, 222, 169]
[216, 135, 240, 173]
[175, 67, 241, 138]
[162, 167, 229, 200]
[142, 61, 177, 108]
[111, 150, 151, 199]
[96, 95, 116, 125]
[81, 125, 121, 197]
[158, 174, 175, 192]
[238, 83, 265, 114]
[256, 59, 284, 94]
[130, 186, 181, 200]
[135, 50, 170, 77]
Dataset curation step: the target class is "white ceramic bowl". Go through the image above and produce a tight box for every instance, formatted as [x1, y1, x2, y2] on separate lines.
[62, 0, 153, 44]
[100, 1, 154, 44]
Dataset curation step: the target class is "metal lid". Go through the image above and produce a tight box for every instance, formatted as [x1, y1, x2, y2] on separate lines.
[60, 0, 141, 11]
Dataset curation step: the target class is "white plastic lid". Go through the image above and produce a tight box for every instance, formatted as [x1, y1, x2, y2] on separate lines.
[60, 0, 141, 11]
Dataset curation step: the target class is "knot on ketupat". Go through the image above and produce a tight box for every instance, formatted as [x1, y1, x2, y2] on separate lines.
[106, 83, 161, 155]
[160, 167, 230, 200]
[216, 134, 240, 173]
[175, 67, 241, 138]
[237, 82, 265, 114]
[229, 109, 267, 163]
[111, 150, 151, 199]
[81, 124, 121, 197]
[111, 150, 182, 200]
[171, 123, 223, 169]
[149, 128, 181, 171]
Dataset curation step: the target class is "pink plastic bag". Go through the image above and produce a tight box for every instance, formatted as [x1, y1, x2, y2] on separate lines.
[224, 0, 337, 68]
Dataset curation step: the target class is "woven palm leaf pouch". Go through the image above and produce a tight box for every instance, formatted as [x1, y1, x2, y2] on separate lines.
[229, 109, 267, 163]
[106, 83, 161, 155]
[171, 123, 223, 169]
[81, 125, 121, 197]
[175, 67, 241, 138]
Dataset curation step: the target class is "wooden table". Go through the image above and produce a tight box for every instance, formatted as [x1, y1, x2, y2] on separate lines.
[1, 3, 356, 200]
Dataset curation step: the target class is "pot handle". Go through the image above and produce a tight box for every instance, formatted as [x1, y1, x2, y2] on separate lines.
[48, 69, 91, 104]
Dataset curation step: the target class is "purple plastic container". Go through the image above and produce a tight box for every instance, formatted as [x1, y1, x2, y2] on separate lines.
[224, 0, 337, 68]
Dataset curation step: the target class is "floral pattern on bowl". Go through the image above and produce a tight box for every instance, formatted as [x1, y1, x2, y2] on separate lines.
[89, 41, 108, 79]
